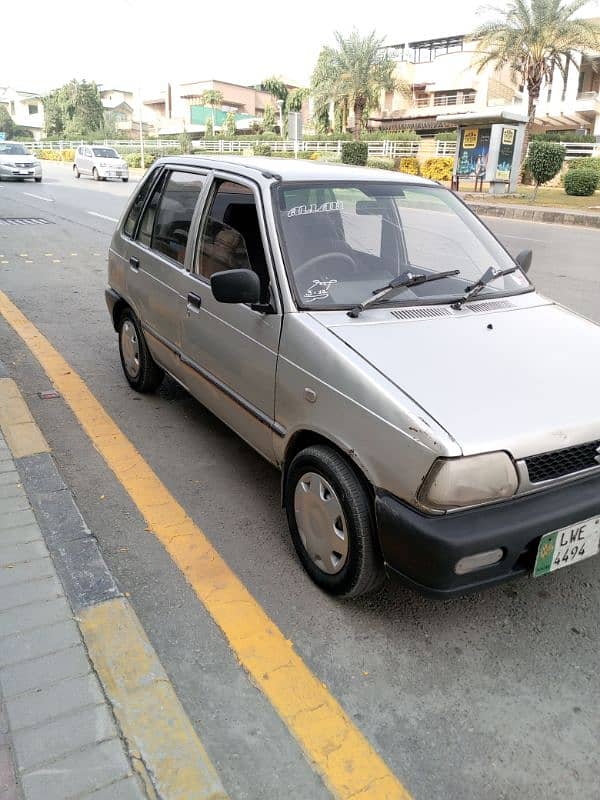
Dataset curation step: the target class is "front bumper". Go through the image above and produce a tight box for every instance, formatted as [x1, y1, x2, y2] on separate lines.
[376, 472, 600, 597]
[0, 163, 42, 178]
[98, 167, 128, 179]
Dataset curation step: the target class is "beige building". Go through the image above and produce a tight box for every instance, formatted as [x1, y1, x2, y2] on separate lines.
[371, 31, 600, 138]
[0, 86, 45, 139]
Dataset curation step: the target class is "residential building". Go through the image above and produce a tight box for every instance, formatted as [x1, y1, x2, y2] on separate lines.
[0, 86, 45, 139]
[99, 88, 137, 133]
[370, 29, 600, 138]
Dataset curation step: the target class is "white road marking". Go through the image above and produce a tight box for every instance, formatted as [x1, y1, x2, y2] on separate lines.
[87, 211, 118, 223]
[23, 192, 54, 203]
[500, 233, 547, 243]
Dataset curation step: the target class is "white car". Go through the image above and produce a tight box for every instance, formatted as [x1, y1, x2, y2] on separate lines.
[0, 142, 42, 182]
[74, 145, 129, 182]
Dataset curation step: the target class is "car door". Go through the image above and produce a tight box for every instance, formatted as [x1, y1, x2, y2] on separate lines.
[82, 147, 93, 174]
[122, 166, 208, 377]
[179, 174, 282, 462]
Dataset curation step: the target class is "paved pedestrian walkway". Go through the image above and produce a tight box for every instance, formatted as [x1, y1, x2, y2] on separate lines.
[0, 430, 148, 800]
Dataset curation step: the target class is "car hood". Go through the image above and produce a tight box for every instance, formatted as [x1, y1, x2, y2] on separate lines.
[0, 154, 36, 163]
[319, 299, 600, 459]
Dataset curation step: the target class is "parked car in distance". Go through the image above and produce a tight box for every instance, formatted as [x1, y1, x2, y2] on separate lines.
[74, 145, 129, 182]
[0, 141, 42, 182]
[106, 156, 600, 599]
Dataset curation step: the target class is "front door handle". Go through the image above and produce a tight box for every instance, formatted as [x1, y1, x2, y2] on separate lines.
[129, 256, 140, 271]
[187, 292, 202, 312]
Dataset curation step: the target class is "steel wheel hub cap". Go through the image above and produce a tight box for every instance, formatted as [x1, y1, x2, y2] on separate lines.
[294, 472, 348, 574]
[121, 320, 140, 378]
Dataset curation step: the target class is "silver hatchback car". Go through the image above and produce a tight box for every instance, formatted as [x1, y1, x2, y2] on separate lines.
[106, 156, 600, 598]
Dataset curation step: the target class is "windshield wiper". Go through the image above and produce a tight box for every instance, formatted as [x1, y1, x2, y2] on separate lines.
[451, 265, 517, 310]
[347, 269, 460, 318]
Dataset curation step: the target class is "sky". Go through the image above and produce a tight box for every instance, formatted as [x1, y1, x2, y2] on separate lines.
[3, 0, 599, 95]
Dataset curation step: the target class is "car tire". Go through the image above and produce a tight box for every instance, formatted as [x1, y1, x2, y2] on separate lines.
[122, 177, 129, 182]
[73, 165, 80, 179]
[34, 177, 42, 183]
[285, 445, 384, 598]
[118, 308, 164, 393]
[93, 168, 101, 182]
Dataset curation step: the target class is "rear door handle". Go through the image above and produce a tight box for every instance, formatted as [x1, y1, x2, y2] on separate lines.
[129, 256, 140, 271]
[187, 292, 202, 312]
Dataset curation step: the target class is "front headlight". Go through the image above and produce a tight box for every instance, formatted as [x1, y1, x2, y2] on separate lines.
[418, 452, 518, 510]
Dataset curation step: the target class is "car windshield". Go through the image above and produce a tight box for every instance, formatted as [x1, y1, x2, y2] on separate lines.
[0, 143, 29, 155]
[276, 181, 530, 309]
[92, 148, 119, 158]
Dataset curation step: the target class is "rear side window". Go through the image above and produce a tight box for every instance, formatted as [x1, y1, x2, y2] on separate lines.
[150, 171, 205, 264]
[124, 170, 160, 239]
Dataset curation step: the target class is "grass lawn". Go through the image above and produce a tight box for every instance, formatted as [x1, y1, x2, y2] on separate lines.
[458, 182, 600, 211]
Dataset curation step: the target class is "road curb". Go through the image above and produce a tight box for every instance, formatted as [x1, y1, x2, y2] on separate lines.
[466, 200, 600, 229]
[0, 375, 229, 800]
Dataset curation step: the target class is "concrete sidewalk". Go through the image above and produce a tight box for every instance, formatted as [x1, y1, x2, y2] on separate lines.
[0, 369, 228, 800]
[462, 195, 600, 229]
[0, 429, 147, 800]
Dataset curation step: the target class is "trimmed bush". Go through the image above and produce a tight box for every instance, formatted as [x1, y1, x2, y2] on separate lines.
[420, 157, 454, 181]
[567, 156, 600, 176]
[367, 157, 395, 170]
[253, 143, 272, 156]
[526, 141, 566, 197]
[341, 141, 368, 166]
[396, 156, 420, 175]
[37, 149, 76, 162]
[564, 168, 598, 196]
[125, 152, 158, 168]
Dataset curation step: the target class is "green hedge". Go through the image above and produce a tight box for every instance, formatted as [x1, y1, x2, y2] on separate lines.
[531, 131, 596, 143]
[567, 157, 600, 176]
[341, 141, 368, 166]
[564, 168, 598, 195]
[253, 143, 272, 156]
[367, 157, 395, 170]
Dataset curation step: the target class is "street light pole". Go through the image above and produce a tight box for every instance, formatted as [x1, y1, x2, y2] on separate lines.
[138, 88, 144, 167]
[276, 99, 284, 140]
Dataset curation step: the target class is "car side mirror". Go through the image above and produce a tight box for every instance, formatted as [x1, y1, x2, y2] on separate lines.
[211, 269, 261, 304]
[515, 249, 532, 274]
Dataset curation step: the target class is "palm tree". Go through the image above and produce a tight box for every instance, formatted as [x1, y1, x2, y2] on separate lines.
[311, 30, 401, 139]
[472, 0, 600, 157]
[200, 89, 224, 127]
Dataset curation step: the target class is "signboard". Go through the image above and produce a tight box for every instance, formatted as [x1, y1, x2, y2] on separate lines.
[287, 111, 302, 140]
[0, 132, 6, 141]
[495, 127, 516, 181]
[457, 126, 491, 177]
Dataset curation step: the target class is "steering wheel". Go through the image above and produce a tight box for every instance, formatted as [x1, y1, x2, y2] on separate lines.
[294, 252, 359, 282]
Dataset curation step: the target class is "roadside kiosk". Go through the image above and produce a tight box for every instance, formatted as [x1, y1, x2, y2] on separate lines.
[437, 110, 528, 195]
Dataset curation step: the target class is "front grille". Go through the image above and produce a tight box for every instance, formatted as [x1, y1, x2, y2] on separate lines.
[467, 299, 515, 313]
[15, 162, 33, 168]
[526, 440, 600, 483]
[391, 306, 451, 320]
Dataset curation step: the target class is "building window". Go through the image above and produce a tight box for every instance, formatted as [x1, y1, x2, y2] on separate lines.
[578, 70, 586, 95]
[28, 104, 38, 115]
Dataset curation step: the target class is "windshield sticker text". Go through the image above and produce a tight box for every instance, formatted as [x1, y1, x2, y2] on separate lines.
[303, 279, 338, 303]
[288, 201, 344, 218]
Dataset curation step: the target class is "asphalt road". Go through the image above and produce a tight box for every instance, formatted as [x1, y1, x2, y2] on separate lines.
[1, 160, 599, 800]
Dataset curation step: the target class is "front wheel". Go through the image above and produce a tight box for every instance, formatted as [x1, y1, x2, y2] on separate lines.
[118, 308, 164, 393]
[93, 167, 101, 182]
[73, 165, 80, 179]
[34, 177, 42, 183]
[285, 445, 384, 597]
[122, 177, 129, 183]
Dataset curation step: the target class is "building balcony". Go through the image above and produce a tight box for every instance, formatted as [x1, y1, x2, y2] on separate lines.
[413, 92, 476, 108]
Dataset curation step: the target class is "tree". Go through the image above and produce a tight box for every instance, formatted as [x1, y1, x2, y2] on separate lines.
[44, 80, 104, 138]
[0, 105, 15, 138]
[526, 139, 566, 198]
[200, 89, 224, 126]
[286, 87, 309, 113]
[261, 76, 288, 105]
[262, 104, 276, 132]
[222, 111, 236, 138]
[472, 0, 600, 161]
[205, 116, 214, 138]
[311, 30, 400, 139]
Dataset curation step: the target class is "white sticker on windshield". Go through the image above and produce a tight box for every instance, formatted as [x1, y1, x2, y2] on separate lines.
[303, 279, 338, 303]
[288, 201, 344, 218]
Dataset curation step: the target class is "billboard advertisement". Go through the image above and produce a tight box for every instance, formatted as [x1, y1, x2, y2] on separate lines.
[496, 127, 516, 180]
[456, 127, 491, 177]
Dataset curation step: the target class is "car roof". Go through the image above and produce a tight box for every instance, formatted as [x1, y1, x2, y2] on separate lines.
[152, 155, 437, 186]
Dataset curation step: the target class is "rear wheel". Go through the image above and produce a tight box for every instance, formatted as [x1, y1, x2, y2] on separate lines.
[118, 308, 163, 393]
[73, 165, 80, 179]
[122, 177, 129, 182]
[285, 445, 384, 597]
[34, 177, 42, 183]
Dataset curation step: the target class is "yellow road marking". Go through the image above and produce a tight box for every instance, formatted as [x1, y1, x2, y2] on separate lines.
[0, 290, 411, 800]
[80, 598, 228, 800]
[0, 377, 49, 457]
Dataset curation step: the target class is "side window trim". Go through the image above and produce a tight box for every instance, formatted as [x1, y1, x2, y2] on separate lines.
[137, 167, 208, 268]
[191, 172, 281, 313]
[122, 166, 165, 241]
